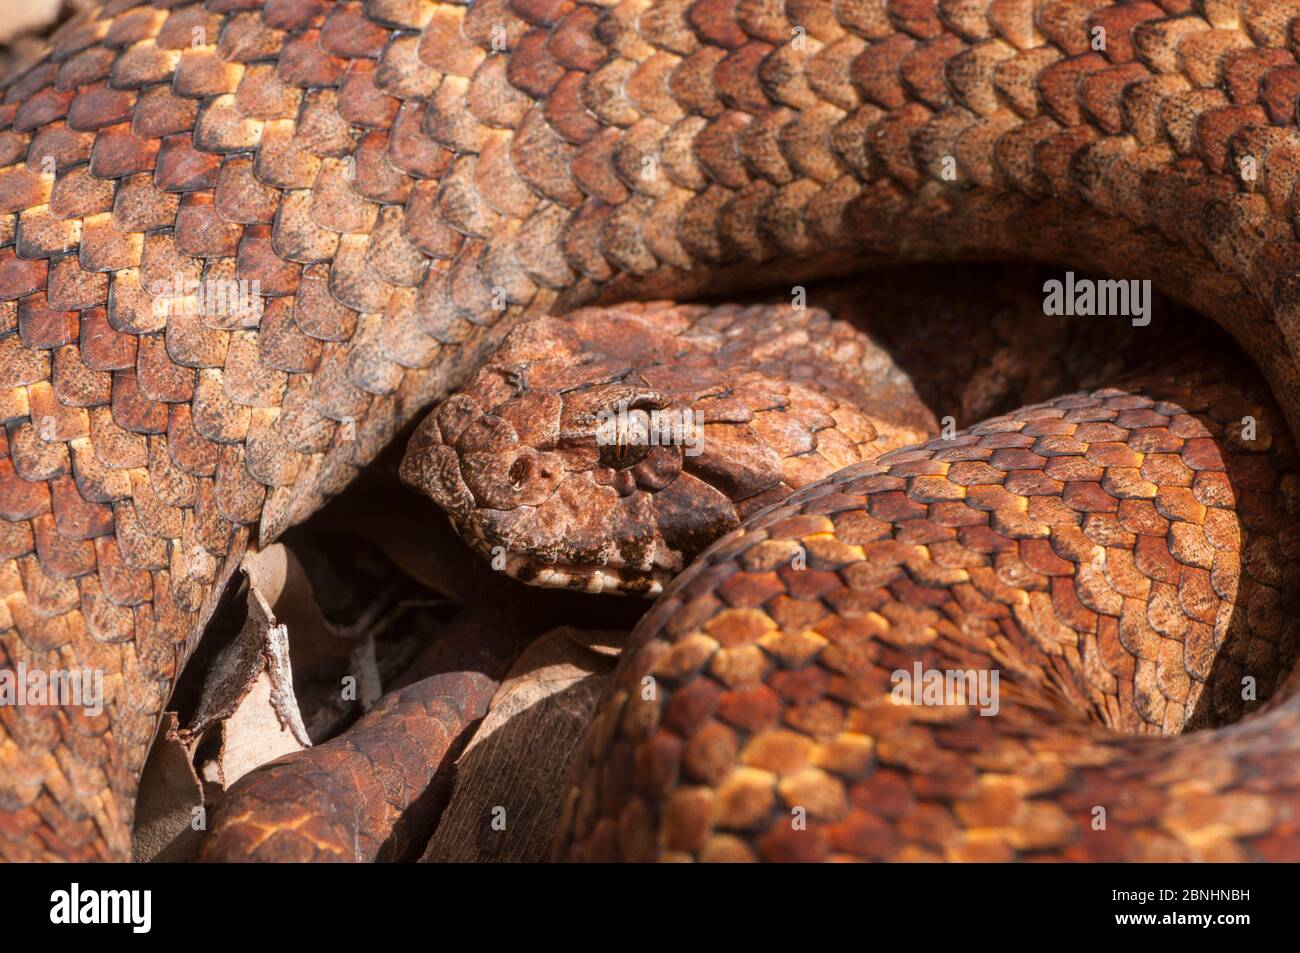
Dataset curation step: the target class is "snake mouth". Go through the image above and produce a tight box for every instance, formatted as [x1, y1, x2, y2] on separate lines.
[499, 552, 672, 597]
[435, 497, 677, 597]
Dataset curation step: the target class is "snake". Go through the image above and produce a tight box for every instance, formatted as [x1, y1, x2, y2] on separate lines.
[5, 0, 1300, 862]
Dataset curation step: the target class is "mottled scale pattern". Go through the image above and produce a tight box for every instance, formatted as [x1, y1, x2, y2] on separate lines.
[3, 0, 1300, 860]
[558, 359, 1300, 861]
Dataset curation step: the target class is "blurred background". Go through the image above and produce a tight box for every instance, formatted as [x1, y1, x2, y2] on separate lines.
[0, 0, 86, 77]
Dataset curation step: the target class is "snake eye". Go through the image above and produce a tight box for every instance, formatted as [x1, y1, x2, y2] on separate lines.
[598, 439, 652, 471]
[596, 405, 656, 470]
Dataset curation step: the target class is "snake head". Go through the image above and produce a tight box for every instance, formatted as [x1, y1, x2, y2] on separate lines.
[400, 303, 930, 595]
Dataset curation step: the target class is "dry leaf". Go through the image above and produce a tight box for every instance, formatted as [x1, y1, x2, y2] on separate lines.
[0, 0, 61, 42]
[240, 540, 435, 742]
[241, 544, 351, 667]
[349, 636, 383, 712]
[187, 560, 311, 789]
[207, 669, 309, 788]
[421, 627, 624, 862]
[561, 627, 625, 658]
[131, 713, 204, 863]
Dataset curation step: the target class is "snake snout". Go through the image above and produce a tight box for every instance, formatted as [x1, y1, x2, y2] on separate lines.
[459, 447, 564, 510]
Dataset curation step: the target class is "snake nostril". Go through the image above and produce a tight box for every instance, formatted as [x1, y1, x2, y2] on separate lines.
[508, 457, 532, 489]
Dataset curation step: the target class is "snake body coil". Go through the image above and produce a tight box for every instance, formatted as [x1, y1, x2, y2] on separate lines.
[4, 0, 1300, 861]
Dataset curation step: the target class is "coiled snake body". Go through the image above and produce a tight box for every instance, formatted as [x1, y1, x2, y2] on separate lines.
[4, 0, 1300, 861]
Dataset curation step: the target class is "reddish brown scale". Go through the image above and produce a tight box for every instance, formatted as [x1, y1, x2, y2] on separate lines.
[558, 356, 1300, 862]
